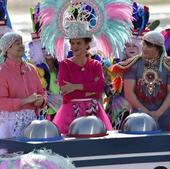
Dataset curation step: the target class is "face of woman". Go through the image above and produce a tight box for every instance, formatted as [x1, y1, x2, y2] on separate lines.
[7, 38, 25, 58]
[70, 38, 89, 57]
[142, 41, 159, 59]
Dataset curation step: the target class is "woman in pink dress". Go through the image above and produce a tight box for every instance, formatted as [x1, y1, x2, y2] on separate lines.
[53, 37, 112, 134]
[40, 0, 133, 134]
[0, 32, 46, 138]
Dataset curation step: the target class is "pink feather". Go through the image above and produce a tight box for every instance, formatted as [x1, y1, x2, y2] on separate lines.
[55, 38, 65, 61]
[39, 160, 59, 169]
[14, 160, 20, 168]
[96, 34, 113, 57]
[40, 8, 56, 27]
[105, 4, 133, 23]
[0, 161, 8, 169]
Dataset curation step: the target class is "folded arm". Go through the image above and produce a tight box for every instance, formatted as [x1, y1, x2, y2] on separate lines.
[59, 61, 104, 96]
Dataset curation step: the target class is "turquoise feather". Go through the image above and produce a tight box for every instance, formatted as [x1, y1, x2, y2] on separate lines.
[40, 0, 133, 59]
[40, 0, 67, 57]
[103, 0, 132, 4]
[41, 0, 66, 9]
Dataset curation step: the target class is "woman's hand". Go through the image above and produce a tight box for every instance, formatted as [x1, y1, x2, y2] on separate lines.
[21, 93, 44, 107]
[26, 93, 38, 103]
[85, 92, 96, 97]
[21, 93, 37, 106]
[61, 80, 83, 95]
[34, 94, 44, 107]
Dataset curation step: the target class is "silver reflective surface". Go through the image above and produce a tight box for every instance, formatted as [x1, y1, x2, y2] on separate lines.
[23, 120, 61, 139]
[68, 115, 107, 136]
[121, 113, 159, 132]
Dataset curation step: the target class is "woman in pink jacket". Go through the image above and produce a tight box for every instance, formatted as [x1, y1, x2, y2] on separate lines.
[0, 32, 46, 138]
[53, 37, 112, 134]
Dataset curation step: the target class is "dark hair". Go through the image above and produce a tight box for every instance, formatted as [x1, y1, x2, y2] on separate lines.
[3, 53, 7, 61]
[69, 37, 92, 44]
[83, 37, 92, 44]
[84, 38, 92, 51]
[143, 40, 155, 47]
[69, 37, 92, 56]
[143, 40, 163, 56]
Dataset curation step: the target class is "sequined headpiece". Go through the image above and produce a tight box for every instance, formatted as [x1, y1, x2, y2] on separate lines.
[40, 0, 133, 61]
[65, 21, 92, 39]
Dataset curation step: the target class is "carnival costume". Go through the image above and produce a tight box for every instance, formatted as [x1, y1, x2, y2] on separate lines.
[40, 0, 133, 133]
[122, 1, 160, 60]
[40, 0, 133, 60]
[115, 31, 170, 130]
[122, 1, 150, 60]
[103, 1, 161, 129]
[103, 1, 151, 128]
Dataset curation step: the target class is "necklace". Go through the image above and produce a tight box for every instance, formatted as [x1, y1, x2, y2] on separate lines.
[80, 67, 85, 71]
[144, 57, 160, 69]
[71, 57, 87, 72]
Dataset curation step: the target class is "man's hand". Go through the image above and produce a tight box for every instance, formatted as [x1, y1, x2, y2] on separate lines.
[148, 110, 161, 121]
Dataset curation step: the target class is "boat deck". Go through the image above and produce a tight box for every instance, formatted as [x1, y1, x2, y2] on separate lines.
[1, 131, 170, 168]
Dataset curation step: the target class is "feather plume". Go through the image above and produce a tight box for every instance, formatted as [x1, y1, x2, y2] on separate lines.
[55, 38, 64, 61]
[95, 0, 133, 58]
[40, 0, 67, 60]
[40, 0, 133, 60]
[103, 0, 132, 4]
[95, 34, 112, 58]
[105, 4, 132, 23]
[40, 8, 56, 27]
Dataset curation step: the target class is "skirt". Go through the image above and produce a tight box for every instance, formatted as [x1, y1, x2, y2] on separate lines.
[0, 109, 36, 139]
[53, 98, 112, 134]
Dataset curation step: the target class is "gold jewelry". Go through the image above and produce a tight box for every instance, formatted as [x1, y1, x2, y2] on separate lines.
[143, 68, 161, 95]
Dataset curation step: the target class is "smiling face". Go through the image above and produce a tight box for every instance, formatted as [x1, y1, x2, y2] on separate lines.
[70, 38, 90, 57]
[125, 42, 140, 58]
[7, 38, 25, 59]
